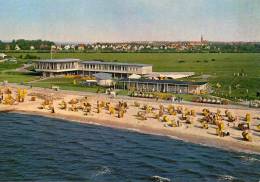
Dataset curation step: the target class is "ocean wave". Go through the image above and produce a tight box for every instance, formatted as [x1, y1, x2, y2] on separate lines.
[217, 174, 237, 181]
[177, 168, 203, 177]
[92, 166, 112, 178]
[239, 155, 260, 163]
[151, 175, 171, 182]
[166, 134, 183, 141]
[142, 153, 177, 164]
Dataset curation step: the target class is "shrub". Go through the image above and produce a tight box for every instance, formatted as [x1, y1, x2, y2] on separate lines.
[23, 54, 40, 59]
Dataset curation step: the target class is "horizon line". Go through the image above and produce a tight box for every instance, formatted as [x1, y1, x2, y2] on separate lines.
[2, 39, 260, 44]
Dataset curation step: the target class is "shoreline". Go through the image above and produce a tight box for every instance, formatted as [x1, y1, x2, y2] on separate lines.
[1, 85, 260, 155]
[5, 109, 260, 154]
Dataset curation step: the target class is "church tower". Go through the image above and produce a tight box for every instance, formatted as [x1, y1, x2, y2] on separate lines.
[201, 34, 204, 43]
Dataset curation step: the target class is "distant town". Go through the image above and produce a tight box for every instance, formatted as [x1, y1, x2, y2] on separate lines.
[1, 36, 260, 53]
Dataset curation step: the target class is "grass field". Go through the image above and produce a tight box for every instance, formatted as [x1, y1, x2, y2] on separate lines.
[0, 72, 38, 83]
[0, 60, 40, 83]
[30, 77, 105, 93]
[0, 60, 26, 72]
[3, 52, 260, 100]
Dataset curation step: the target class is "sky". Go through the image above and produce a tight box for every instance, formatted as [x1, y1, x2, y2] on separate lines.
[0, 0, 260, 42]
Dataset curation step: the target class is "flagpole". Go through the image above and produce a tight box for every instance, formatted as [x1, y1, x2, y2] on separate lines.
[51, 47, 53, 60]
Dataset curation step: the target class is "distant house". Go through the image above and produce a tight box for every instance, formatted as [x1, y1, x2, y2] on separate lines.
[56, 45, 62, 51]
[0, 53, 7, 60]
[30, 46, 35, 50]
[94, 45, 99, 51]
[15, 45, 21, 50]
[71, 45, 75, 50]
[64, 45, 71, 50]
[138, 45, 144, 50]
[78, 44, 85, 51]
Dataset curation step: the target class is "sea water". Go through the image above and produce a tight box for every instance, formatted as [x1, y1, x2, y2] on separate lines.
[0, 113, 259, 182]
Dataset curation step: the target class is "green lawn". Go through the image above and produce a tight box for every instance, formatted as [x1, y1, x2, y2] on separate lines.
[0, 72, 38, 83]
[0, 60, 26, 71]
[30, 77, 105, 93]
[3, 52, 260, 100]
[0, 60, 39, 83]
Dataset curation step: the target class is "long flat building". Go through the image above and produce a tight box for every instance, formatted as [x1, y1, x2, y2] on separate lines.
[80, 61, 152, 77]
[117, 78, 208, 94]
[34, 59, 152, 78]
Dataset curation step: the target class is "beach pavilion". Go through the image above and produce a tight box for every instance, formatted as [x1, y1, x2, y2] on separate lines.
[116, 78, 208, 94]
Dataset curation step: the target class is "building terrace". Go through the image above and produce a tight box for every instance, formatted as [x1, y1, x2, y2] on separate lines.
[34, 59, 152, 78]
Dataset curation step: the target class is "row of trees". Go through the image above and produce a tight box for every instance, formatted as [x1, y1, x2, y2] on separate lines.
[208, 42, 260, 53]
[1, 39, 260, 53]
[0, 39, 55, 50]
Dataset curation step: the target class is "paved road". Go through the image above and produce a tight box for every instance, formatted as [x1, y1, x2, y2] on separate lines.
[15, 64, 32, 73]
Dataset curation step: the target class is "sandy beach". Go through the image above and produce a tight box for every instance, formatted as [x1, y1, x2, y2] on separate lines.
[1, 86, 260, 154]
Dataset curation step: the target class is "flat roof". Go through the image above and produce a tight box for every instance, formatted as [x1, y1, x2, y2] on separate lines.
[118, 78, 207, 86]
[81, 60, 152, 67]
[147, 72, 195, 76]
[93, 73, 112, 80]
[36, 59, 80, 63]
